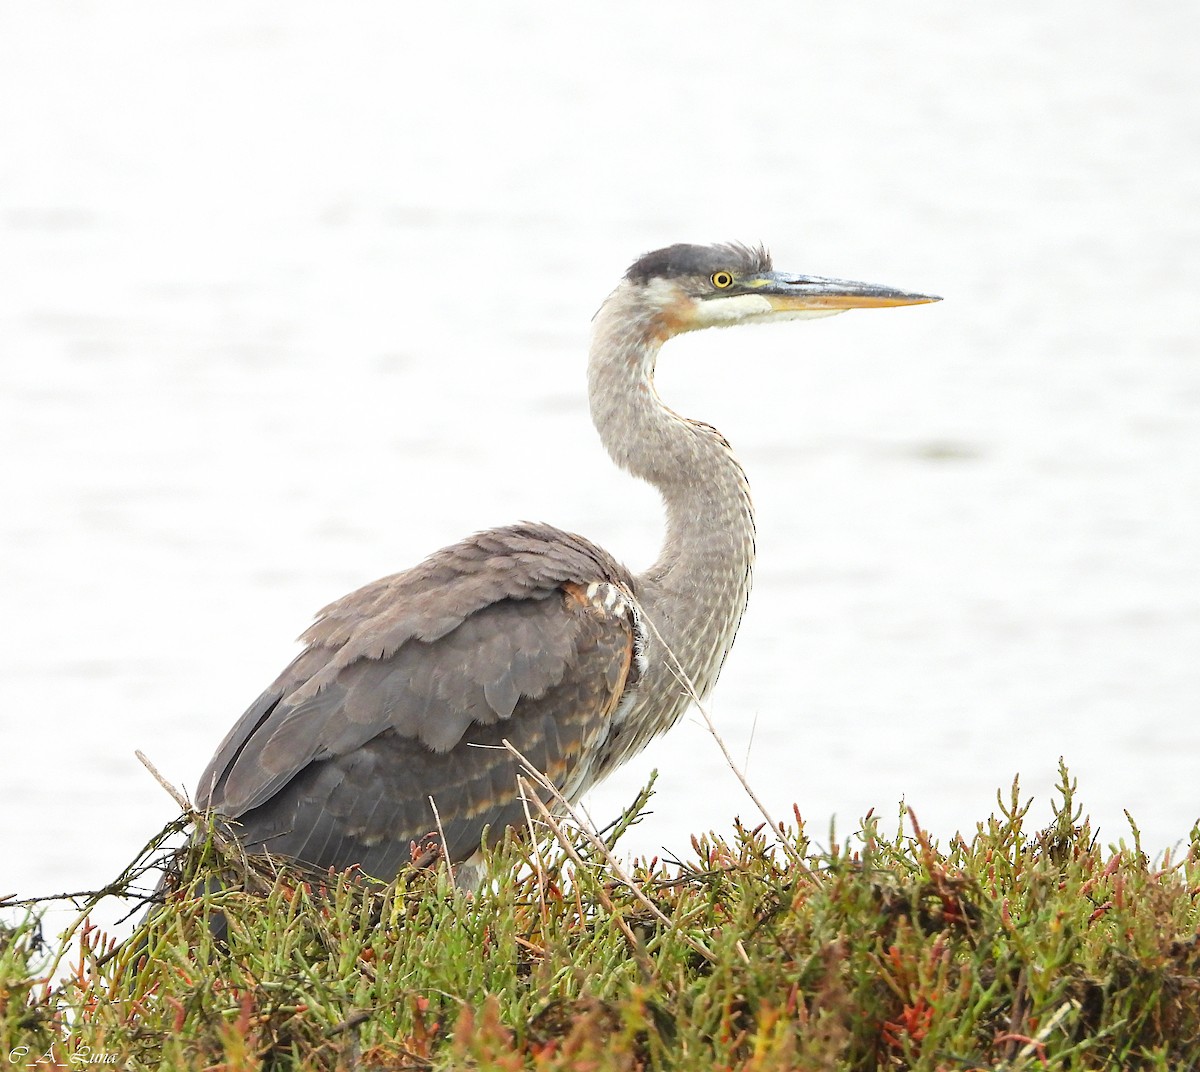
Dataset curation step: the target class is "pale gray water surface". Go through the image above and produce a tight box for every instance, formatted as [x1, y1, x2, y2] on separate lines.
[2, 6, 1198, 939]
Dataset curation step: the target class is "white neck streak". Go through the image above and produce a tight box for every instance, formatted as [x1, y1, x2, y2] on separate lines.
[588, 283, 756, 729]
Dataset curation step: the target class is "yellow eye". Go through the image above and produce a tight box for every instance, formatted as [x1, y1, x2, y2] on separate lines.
[711, 270, 734, 289]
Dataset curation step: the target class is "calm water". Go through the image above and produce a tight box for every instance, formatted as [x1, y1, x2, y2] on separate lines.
[2, 6, 1198, 942]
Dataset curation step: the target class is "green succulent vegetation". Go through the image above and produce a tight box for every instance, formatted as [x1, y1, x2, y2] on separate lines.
[3, 762, 1199, 1070]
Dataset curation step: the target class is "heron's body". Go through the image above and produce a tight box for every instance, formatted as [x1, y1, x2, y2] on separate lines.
[193, 243, 936, 883]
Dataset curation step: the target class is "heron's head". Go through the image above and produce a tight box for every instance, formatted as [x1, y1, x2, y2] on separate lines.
[620, 242, 939, 338]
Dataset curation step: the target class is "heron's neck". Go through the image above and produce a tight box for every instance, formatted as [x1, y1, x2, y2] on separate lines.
[588, 295, 755, 697]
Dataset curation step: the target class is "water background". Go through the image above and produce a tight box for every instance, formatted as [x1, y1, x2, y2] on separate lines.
[2, 5, 1198, 941]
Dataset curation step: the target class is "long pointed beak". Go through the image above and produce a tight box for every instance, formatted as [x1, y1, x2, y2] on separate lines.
[754, 272, 941, 311]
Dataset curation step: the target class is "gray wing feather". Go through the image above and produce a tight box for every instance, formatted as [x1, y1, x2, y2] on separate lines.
[213, 603, 634, 874]
[195, 523, 639, 872]
[220, 598, 582, 813]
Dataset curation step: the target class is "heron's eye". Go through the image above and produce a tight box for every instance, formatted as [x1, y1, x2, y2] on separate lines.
[711, 270, 734, 290]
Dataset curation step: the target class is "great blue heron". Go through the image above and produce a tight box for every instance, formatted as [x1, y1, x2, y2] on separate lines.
[192, 242, 938, 886]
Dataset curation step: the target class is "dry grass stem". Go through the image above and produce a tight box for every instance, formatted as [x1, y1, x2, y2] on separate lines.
[503, 739, 716, 966]
[634, 604, 808, 869]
